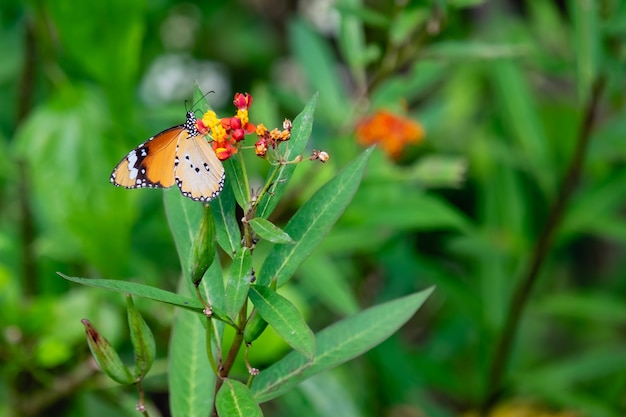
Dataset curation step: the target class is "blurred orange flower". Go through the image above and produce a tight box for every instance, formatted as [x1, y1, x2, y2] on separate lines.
[355, 110, 425, 158]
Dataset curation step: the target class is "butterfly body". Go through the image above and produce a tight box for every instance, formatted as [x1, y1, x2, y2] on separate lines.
[111, 111, 225, 202]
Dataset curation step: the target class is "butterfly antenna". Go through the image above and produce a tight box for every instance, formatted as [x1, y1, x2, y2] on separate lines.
[188, 90, 215, 112]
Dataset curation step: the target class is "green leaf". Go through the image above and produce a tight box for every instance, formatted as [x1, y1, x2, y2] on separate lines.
[343, 184, 470, 232]
[224, 153, 251, 209]
[224, 248, 253, 322]
[449, 0, 486, 8]
[249, 218, 295, 244]
[335, 2, 391, 28]
[249, 285, 316, 360]
[60, 273, 232, 323]
[560, 169, 626, 241]
[424, 41, 528, 60]
[289, 19, 349, 124]
[164, 187, 203, 277]
[389, 7, 428, 45]
[193, 82, 212, 109]
[337, 0, 368, 87]
[216, 379, 263, 417]
[59, 273, 201, 312]
[258, 147, 372, 287]
[514, 346, 626, 391]
[298, 253, 360, 316]
[296, 372, 362, 417]
[257, 94, 318, 219]
[251, 287, 434, 402]
[169, 305, 215, 417]
[570, 0, 601, 102]
[126, 295, 156, 379]
[210, 177, 242, 257]
[490, 59, 553, 195]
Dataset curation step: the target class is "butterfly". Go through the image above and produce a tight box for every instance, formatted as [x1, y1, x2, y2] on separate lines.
[110, 111, 225, 202]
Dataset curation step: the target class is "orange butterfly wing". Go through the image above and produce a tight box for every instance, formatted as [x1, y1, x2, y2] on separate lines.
[110, 126, 183, 189]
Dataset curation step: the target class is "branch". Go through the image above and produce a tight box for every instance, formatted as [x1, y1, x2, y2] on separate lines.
[482, 75, 606, 412]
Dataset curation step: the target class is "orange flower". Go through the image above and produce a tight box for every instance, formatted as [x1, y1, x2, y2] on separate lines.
[255, 139, 268, 157]
[355, 110, 425, 158]
[252, 119, 292, 158]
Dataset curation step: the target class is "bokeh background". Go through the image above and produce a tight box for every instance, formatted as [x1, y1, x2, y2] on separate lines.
[2, 0, 626, 416]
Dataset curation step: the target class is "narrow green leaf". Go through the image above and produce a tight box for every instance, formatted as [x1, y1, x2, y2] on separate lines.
[126, 295, 156, 379]
[490, 60, 553, 195]
[249, 285, 316, 360]
[515, 346, 626, 390]
[60, 273, 201, 312]
[224, 153, 250, 209]
[249, 218, 295, 244]
[251, 287, 434, 402]
[59, 273, 231, 323]
[81, 319, 135, 385]
[224, 248, 253, 322]
[337, 0, 368, 87]
[193, 83, 212, 109]
[164, 187, 203, 276]
[258, 147, 372, 287]
[389, 7, 428, 45]
[257, 94, 318, 219]
[169, 306, 215, 417]
[298, 254, 360, 316]
[570, 0, 600, 102]
[297, 372, 362, 417]
[335, 2, 391, 28]
[289, 19, 349, 124]
[216, 379, 263, 417]
[210, 177, 242, 257]
[343, 185, 470, 232]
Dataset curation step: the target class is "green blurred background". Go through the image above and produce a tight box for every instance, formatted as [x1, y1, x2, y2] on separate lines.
[2, 0, 626, 416]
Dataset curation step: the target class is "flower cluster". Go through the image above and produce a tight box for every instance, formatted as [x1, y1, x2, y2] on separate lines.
[197, 92, 329, 165]
[355, 109, 425, 159]
[253, 119, 293, 158]
[197, 93, 256, 161]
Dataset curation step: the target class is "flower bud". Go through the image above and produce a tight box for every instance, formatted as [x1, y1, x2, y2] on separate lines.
[190, 206, 217, 286]
[243, 312, 269, 344]
[82, 319, 135, 385]
[126, 295, 156, 379]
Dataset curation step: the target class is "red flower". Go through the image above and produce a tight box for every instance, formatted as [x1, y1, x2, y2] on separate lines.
[233, 93, 252, 110]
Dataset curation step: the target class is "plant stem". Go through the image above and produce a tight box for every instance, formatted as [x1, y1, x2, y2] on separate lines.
[211, 306, 248, 417]
[482, 75, 606, 412]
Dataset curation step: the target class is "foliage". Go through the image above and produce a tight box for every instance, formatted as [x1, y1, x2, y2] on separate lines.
[2, 0, 626, 417]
